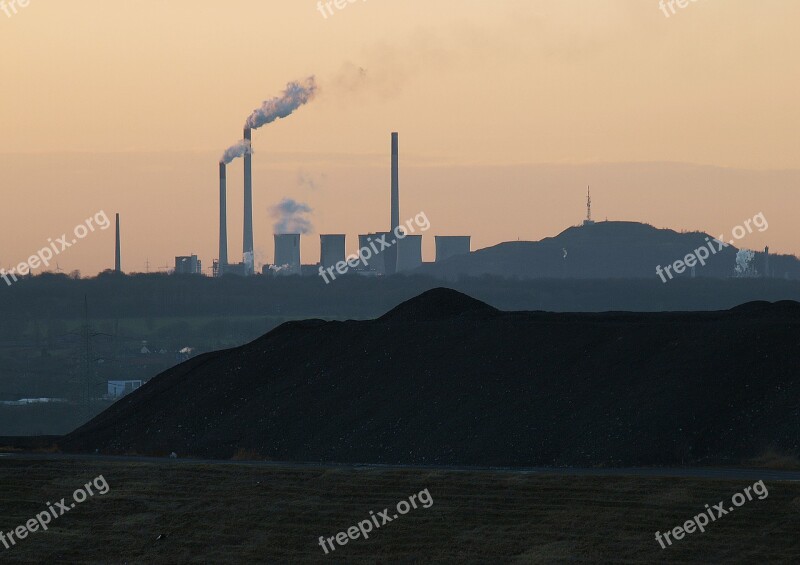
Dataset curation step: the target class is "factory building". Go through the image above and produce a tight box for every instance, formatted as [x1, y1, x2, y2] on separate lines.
[222, 262, 248, 277]
[174, 255, 202, 275]
[435, 236, 471, 263]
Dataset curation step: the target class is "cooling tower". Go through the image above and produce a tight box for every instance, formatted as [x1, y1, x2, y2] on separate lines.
[396, 234, 422, 272]
[358, 233, 386, 274]
[115, 213, 121, 273]
[274, 234, 301, 275]
[435, 236, 471, 263]
[218, 162, 228, 273]
[320, 234, 346, 269]
[243, 127, 254, 275]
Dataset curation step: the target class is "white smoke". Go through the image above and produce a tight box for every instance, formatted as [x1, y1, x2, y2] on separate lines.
[220, 139, 252, 164]
[243, 251, 255, 274]
[735, 249, 757, 277]
[270, 198, 313, 234]
[297, 168, 325, 191]
[245, 77, 318, 130]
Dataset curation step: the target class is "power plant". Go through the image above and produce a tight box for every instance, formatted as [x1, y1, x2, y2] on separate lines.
[208, 130, 470, 278]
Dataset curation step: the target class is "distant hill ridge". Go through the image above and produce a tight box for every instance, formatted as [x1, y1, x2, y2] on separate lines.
[419, 221, 796, 280]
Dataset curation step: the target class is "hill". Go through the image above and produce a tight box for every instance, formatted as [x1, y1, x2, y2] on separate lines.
[59, 288, 800, 467]
[418, 221, 796, 280]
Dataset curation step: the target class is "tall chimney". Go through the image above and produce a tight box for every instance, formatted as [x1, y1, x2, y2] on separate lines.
[384, 132, 400, 275]
[115, 213, 121, 273]
[243, 127, 254, 274]
[219, 162, 228, 272]
[391, 132, 399, 231]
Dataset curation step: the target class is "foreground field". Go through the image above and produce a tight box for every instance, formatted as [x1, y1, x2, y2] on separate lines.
[0, 459, 798, 564]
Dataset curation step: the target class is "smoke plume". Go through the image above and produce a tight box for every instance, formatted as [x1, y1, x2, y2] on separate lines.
[220, 139, 253, 164]
[270, 198, 313, 234]
[245, 77, 318, 130]
[297, 168, 325, 191]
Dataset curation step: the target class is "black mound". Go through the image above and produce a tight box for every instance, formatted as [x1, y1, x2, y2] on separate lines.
[380, 287, 498, 322]
[58, 290, 800, 467]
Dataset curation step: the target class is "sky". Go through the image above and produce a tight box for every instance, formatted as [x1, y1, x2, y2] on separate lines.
[0, 0, 799, 275]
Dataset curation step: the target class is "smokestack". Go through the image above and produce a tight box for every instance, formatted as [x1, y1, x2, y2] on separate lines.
[115, 213, 121, 273]
[219, 162, 228, 272]
[391, 132, 399, 231]
[383, 132, 400, 276]
[243, 127, 254, 275]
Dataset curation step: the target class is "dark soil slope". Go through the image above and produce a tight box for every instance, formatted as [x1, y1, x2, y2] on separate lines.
[60, 288, 800, 467]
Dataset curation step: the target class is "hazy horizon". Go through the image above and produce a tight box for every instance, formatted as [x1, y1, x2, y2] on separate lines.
[2, 0, 798, 274]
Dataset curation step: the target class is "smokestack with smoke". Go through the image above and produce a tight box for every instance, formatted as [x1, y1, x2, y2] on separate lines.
[243, 128, 254, 275]
[219, 136, 254, 273]
[270, 198, 313, 235]
[244, 77, 318, 130]
[220, 139, 252, 164]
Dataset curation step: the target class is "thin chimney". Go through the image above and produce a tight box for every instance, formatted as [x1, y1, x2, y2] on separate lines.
[219, 162, 228, 272]
[385, 132, 400, 275]
[115, 213, 121, 273]
[391, 132, 399, 231]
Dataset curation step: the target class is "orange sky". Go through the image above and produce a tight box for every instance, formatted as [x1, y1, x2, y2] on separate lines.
[1, 1, 799, 274]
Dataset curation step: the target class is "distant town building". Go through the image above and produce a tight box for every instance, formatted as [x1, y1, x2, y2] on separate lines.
[0, 398, 68, 406]
[107, 380, 143, 398]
